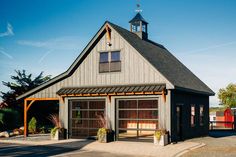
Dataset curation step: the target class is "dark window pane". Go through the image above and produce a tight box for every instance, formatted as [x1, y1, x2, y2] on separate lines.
[138, 110, 158, 119]
[119, 100, 137, 109]
[99, 62, 109, 73]
[119, 110, 137, 119]
[100, 52, 108, 63]
[138, 100, 158, 109]
[89, 101, 105, 109]
[72, 101, 88, 109]
[111, 51, 120, 62]
[110, 61, 121, 72]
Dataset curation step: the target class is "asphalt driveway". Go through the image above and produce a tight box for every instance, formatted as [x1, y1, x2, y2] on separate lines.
[182, 131, 236, 157]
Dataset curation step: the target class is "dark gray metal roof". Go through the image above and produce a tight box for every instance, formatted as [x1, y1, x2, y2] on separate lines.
[129, 13, 148, 24]
[17, 20, 214, 100]
[108, 22, 215, 96]
[57, 84, 166, 95]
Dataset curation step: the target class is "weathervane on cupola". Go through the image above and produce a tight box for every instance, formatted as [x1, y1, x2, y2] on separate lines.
[135, 0, 142, 13]
[129, 0, 148, 40]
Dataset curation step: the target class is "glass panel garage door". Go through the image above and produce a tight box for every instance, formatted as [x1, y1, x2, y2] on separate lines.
[117, 99, 158, 141]
[69, 100, 105, 139]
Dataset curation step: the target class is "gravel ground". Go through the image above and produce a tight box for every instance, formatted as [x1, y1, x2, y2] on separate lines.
[182, 131, 236, 157]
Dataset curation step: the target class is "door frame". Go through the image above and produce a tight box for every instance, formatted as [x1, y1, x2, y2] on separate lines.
[176, 104, 184, 141]
[68, 97, 106, 139]
[115, 97, 159, 141]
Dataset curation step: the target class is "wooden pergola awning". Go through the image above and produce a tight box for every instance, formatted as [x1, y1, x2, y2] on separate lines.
[57, 84, 166, 96]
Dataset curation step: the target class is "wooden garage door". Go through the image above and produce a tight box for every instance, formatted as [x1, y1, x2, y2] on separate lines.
[69, 100, 105, 139]
[117, 99, 158, 141]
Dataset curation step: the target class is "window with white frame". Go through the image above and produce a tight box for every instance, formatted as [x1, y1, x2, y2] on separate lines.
[200, 105, 204, 126]
[191, 105, 195, 127]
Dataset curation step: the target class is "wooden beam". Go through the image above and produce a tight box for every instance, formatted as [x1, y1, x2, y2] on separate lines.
[162, 89, 166, 103]
[107, 95, 111, 103]
[125, 92, 134, 95]
[105, 25, 111, 44]
[25, 98, 59, 101]
[116, 92, 124, 95]
[26, 100, 35, 111]
[24, 99, 28, 137]
[134, 92, 144, 95]
[144, 92, 154, 95]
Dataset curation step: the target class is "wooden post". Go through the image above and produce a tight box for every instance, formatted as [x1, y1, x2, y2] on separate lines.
[162, 89, 166, 103]
[24, 99, 28, 137]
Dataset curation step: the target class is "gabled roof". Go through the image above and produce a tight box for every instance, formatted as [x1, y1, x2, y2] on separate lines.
[108, 22, 214, 95]
[129, 13, 148, 24]
[17, 21, 214, 100]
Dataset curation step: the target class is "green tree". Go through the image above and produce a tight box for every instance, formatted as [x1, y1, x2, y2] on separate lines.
[218, 83, 236, 108]
[0, 70, 51, 109]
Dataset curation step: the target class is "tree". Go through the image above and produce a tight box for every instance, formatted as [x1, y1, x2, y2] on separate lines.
[218, 83, 236, 108]
[0, 70, 51, 109]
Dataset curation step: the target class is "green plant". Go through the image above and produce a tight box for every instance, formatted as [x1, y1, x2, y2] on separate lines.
[48, 114, 62, 128]
[97, 128, 108, 140]
[28, 117, 37, 133]
[48, 114, 63, 138]
[39, 126, 46, 134]
[0, 108, 21, 131]
[50, 127, 58, 137]
[154, 129, 167, 141]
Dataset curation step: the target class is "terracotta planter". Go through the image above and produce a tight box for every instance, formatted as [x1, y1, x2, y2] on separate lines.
[154, 134, 168, 146]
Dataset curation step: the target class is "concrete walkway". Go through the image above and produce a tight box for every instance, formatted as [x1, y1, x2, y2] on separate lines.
[0, 135, 204, 157]
[55, 141, 205, 157]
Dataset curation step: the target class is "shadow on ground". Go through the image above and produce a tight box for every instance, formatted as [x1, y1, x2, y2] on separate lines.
[209, 130, 236, 138]
[0, 140, 94, 157]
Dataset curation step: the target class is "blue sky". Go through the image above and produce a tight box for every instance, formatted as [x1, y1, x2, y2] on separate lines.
[0, 0, 236, 106]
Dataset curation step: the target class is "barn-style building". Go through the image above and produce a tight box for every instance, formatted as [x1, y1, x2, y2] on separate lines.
[17, 13, 214, 142]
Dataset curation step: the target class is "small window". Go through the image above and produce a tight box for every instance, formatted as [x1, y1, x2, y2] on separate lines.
[111, 51, 120, 62]
[191, 105, 195, 127]
[200, 105, 204, 126]
[99, 51, 121, 73]
[100, 52, 109, 63]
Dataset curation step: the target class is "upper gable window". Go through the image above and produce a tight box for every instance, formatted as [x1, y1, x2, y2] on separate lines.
[99, 51, 121, 73]
[100, 52, 109, 63]
[111, 51, 120, 62]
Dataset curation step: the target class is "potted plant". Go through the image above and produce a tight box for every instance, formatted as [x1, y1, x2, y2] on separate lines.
[96, 113, 114, 143]
[154, 129, 168, 146]
[48, 114, 66, 140]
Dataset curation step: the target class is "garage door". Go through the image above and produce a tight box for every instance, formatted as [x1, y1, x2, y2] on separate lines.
[69, 99, 105, 139]
[117, 99, 158, 141]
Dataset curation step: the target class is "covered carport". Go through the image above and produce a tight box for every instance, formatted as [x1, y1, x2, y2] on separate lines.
[23, 97, 60, 137]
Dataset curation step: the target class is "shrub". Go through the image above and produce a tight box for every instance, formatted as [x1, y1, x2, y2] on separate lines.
[0, 108, 21, 131]
[28, 117, 37, 133]
[39, 126, 46, 134]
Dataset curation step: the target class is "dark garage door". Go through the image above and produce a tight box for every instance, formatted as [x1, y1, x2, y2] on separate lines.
[69, 99, 105, 139]
[117, 99, 158, 141]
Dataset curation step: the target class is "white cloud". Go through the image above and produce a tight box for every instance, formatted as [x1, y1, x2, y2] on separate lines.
[38, 49, 54, 63]
[181, 41, 236, 55]
[0, 47, 13, 59]
[17, 36, 82, 50]
[0, 22, 14, 37]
